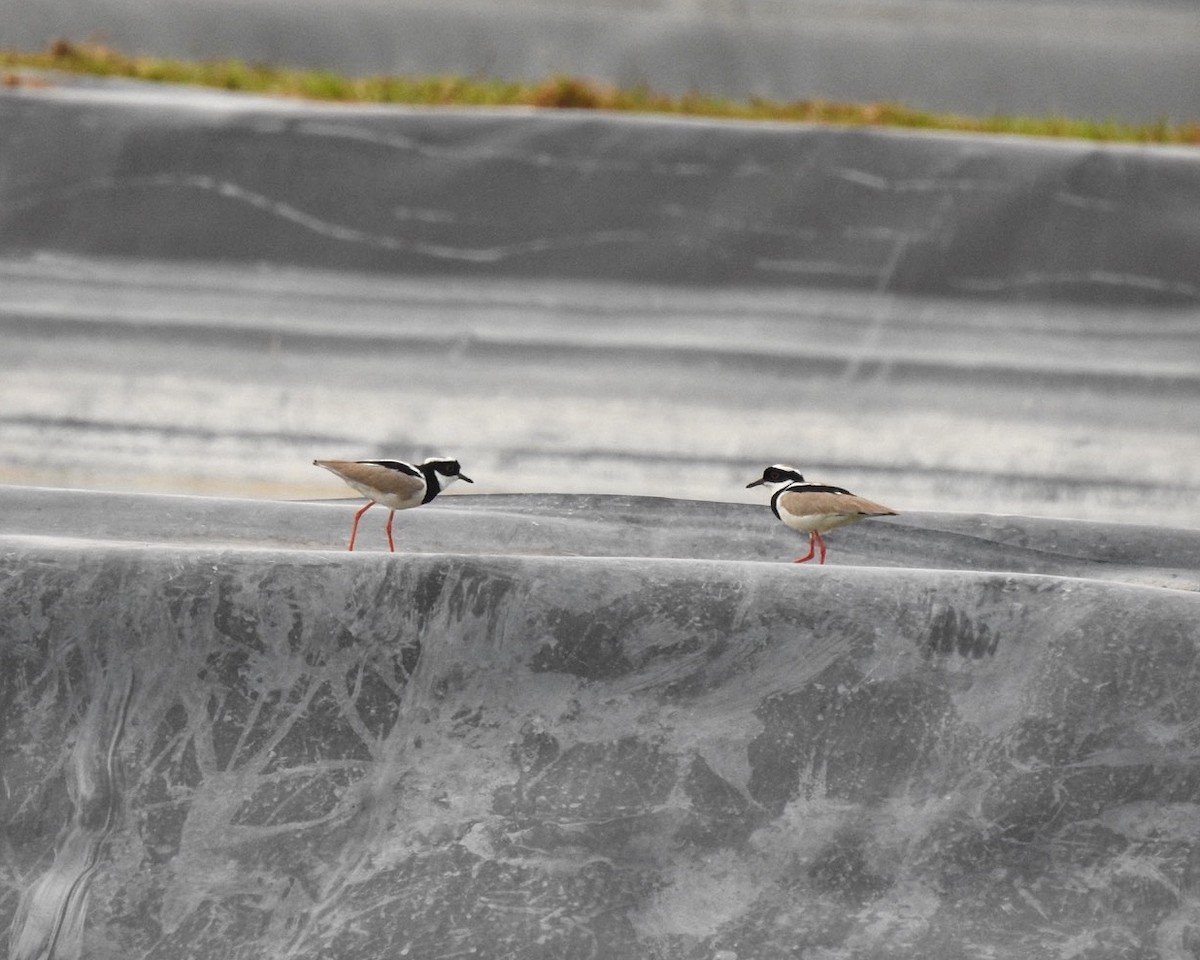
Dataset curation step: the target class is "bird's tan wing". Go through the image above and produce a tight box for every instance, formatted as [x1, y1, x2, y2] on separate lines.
[314, 460, 425, 500]
[777, 489, 897, 518]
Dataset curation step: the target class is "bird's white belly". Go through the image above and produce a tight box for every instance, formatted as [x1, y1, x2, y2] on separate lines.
[779, 511, 861, 535]
[348, 480, 424, 511]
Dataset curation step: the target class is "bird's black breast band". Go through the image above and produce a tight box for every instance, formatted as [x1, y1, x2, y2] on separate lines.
[418, 463, 442, 504]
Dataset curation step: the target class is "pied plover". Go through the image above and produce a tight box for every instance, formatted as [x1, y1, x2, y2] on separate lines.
[313, 457, 473, 552]
[747, 464, 896, 564]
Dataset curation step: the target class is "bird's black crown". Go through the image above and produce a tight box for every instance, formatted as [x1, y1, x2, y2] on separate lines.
[765, 465, 803, 484]
[424, 457, 462, 475]
[748, 464, 805, 488]
[422, 457, 473, 483]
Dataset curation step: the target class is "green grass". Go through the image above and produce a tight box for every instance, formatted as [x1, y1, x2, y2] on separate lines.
[3, 38, 1198, 145]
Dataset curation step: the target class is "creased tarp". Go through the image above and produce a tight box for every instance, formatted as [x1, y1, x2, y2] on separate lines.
[1, 486, 1198, 591]
[1, 85, 1198, 304]
[3, 526, 1200, 958]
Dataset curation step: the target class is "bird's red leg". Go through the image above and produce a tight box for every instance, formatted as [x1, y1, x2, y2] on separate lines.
[792, 532, 817, 564]
[385, 510, 396, 553]
[347, 500, 375, 551]
[816, 532, 827, 564]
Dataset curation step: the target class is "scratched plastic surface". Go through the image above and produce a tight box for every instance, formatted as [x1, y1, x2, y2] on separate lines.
[2, 67, 1200, 960]
[1, 83, 1198, 528]
[3, 489, 1200, 958]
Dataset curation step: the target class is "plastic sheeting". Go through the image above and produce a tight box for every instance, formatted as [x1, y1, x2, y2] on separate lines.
[2, 67, 1199, 960]
[0, 81, 1197, 524]
[3, 488, 1200, 958]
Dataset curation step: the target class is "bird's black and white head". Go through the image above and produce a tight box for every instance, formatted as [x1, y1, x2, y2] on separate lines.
[746, 464, 805, 492]
[419, 457, 473, 500]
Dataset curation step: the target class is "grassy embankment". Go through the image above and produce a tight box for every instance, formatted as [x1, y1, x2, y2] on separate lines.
[2, 39, 1197, 145]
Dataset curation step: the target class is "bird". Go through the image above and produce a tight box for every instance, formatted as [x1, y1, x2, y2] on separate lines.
[313, 456, 472, 552]
[746, 464, 896, 564]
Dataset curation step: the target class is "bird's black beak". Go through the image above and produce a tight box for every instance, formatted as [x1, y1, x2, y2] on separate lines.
[746, 478, 765, 488]
[459, 473, 474, 483]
